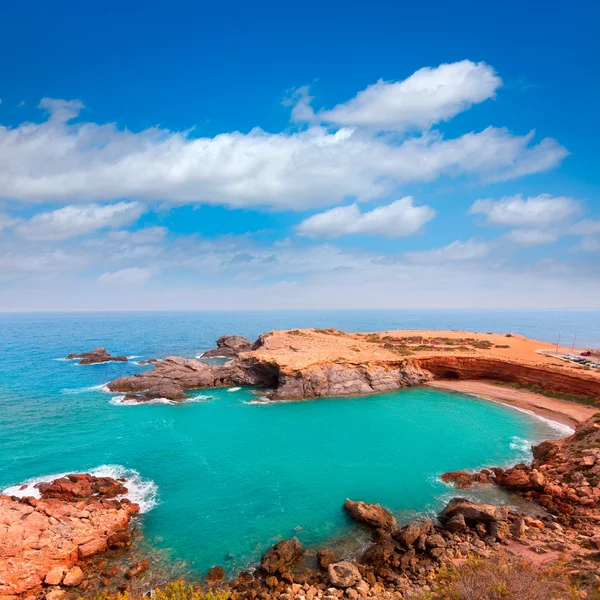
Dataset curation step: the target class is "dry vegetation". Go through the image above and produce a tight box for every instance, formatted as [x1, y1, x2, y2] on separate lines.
[409, 555, 599, 600]
[87, 581, 230, 600]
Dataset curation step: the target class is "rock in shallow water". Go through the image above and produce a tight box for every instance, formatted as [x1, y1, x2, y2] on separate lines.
[344, 498, 397, 531]
[260, 538, 303, 574]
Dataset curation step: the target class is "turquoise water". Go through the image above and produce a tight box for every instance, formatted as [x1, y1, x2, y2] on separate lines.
[0, 310, 594, 577]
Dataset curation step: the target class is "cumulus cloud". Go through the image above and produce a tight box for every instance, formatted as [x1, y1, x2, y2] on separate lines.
[504, 229, 558, 246]
[0, 97, 567, 209]
[296, 197, 435, 238]
[14, 202, 144, 241]
[405, 239, 489, 263]
[573, 236, 600, 253]
[97, 267, 153, 285]
[469, 194, 578, 227]
[0, 213, 19, 231]
[297, 60, 501, 131]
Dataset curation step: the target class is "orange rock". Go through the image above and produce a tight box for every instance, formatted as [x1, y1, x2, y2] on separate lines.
[43, 567, 65, 586]
[62, 566, 84, 587]
[78, 537, 108, 558]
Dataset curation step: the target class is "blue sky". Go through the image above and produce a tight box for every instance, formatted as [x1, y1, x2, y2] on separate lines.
[0, 0, 598, 310]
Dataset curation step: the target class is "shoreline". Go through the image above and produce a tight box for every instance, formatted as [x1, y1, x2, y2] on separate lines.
[425, 379, 597, 428]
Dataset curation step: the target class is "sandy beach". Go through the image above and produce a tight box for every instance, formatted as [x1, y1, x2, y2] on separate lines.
[426, 379, 597, 429]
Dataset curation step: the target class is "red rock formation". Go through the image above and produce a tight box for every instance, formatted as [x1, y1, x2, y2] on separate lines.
[66, 348, 128, 365]
[0, 474, 139, 598]
[415, 356, 600, 400]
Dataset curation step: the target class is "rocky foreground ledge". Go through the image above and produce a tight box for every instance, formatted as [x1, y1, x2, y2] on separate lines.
[106, 329, 600, 403]
[0, 474, 141, 599]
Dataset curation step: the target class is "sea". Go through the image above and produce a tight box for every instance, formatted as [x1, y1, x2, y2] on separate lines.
[0, 309, 598, 577]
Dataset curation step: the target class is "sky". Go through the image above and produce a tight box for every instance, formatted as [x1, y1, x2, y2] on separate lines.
[0, 0, 598, 311]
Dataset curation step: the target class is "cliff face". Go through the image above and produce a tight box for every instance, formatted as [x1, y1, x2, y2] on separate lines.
[273, 361, 431, 400]
[415, 356, 600, 400]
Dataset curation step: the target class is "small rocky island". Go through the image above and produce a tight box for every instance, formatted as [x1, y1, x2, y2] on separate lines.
[66, 348, 128, 365]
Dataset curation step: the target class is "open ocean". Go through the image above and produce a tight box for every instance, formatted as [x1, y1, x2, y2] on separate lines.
[0, 310, 597, 576]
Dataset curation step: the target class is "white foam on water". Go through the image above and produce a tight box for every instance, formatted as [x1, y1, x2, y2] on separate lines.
[110, 395, 177, 406]
[495, 401, 574, 437]
[1, 464, 158, 513]
[127, 355, 141, 359]
[243, 396, 274, 405]
[509, 436, 532, 453]
[187, 394, 216, 403]
[60, 383, 108, 395]
[227, 387, 242, 392]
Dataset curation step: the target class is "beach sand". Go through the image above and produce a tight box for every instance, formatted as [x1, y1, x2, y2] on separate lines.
[426, 379, 597, 428]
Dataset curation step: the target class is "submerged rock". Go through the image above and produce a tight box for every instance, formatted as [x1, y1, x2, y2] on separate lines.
[206, 566, 225, 586]
[66, 348, 128, 365]
[344, 499, 397, 531]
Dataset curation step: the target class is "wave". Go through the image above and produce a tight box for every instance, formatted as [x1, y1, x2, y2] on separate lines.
[110, 395, 176, 406]
[227, 387, 242, 392]
[1, 464, 158, 513]
[243, 396, 274, 405]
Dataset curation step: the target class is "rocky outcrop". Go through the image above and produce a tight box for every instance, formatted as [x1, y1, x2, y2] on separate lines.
[327, 561, 362, 588]
[0, 474, 139, 597]
[66, 348, 128, 365]
[344, 499, 397, 531]
[260, 538, 303, 574]
[416, 356, 600, 400]
[273, 362, 431, 400]
[107, 355, 279, 401]
[202, 335, 253, 358]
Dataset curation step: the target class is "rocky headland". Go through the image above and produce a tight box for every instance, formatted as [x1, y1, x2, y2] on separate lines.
[66, 348, 128, 365]
[106, 329, 600, 407]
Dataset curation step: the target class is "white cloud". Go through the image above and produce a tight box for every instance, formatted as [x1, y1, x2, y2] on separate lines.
[298, 60, 501, 131]
[0, 98, 567, 209]
[469, 194, 578, 227]
[504, 228, 558, 245]
[97, 267, 153, 285]
[569, 219, 600, 236]
[405, 239, 489, 263]
[296, 197, 435, 238]
[14, 202, 144, 241]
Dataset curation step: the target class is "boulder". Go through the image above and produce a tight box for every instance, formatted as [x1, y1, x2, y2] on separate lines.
[317, 549, 337, 570]
[444, 514, 467, 532]
[202, 335, 253, 358]
[260, 538, 303, 574]
[62, 567, 84, 587]
[392, 519, 431, 546]
[439, 499, 509, 525]
[327, 561, 362, 588]
[344, 499, 396, 531]
[496, 468, 532, 490]
[205, 566, 225, 586]
[145, 382, 186, 401]
[44, 567, 65, 586]
[78, 538, 108, 558]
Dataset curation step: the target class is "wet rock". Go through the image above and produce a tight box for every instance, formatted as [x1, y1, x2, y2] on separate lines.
[261, 538, 303, 574]
[496, 467, 532, 490]
[62, 567, 84, 587]
[317, 550, 337, 570]
[145, 382, 186, 401]
[125, 560, 149, 579]
[344, 499, 396, 531]
[327, 562, 361, 588]
[66, 348, 128, 365]
[392, 519, 431, 546]
[206, 566, 225, 586]
[203, 335, 253, 358]
[107, 531, 132, 549]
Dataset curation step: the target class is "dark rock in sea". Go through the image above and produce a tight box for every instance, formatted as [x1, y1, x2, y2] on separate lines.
[327, 561, 362, 588]
[202, 335, 253, 358]
[260, 538, 303, 574]
[66, 348, 128, 365]
[344, 499, 397, 531]
[205, 565, 225, 586]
